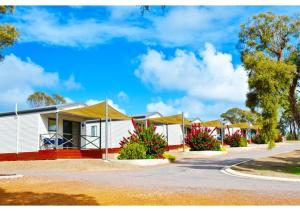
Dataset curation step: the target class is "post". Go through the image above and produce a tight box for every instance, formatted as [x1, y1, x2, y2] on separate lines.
[105, 99, 109, 160]
[182, 112, 185, 152]
[110, 118, 112, 149]
[56, 111, 59, 149]
[220, 119, 224, 147]
[15, 103, 19, 154]
[166, 124, 169, 150]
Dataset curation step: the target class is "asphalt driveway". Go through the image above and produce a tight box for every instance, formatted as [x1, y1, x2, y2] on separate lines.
[12, 142, 300, 196]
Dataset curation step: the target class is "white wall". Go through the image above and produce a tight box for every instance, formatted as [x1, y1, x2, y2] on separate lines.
[155, 124, 183, 146]
[0, 116, 18, 153]
[18, 113, 40, 152]
[85, 120, 134, 149]
[0, 113, 40, 153]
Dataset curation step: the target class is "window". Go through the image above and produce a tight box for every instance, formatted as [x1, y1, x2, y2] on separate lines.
[91, 125, 97, 136]
[48, 118, 56, 132]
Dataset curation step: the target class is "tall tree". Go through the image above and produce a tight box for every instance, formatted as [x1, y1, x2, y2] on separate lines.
[27, 92, 67, 108]
[0, 6, 18, 60]
[239, 12, 300, 129]
[221, 108, 261, 124]
[239, 12, 299, 147]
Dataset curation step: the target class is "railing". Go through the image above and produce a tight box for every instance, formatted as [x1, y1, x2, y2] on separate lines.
[39, 133, 101, 150]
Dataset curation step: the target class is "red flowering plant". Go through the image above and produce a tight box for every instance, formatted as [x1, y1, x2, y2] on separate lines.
[184, 123, 221, 151]
[224, 130, 247, 147]
[119, 119, 167, 158]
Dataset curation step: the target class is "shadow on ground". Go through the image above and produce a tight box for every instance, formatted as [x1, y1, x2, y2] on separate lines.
[0, 187, 99, 205]
[176, 158, 250, 170]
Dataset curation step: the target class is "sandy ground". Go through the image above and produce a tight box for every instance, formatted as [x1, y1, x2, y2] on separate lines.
[233, 149, 300, 179]
[1, 176, 300, 205]
[1, 143, 300, 205]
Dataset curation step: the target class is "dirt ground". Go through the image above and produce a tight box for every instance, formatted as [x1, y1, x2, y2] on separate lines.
[233, 149, 300, 178]
[1, 176, 300, 205]
[0, 159, 141, 174]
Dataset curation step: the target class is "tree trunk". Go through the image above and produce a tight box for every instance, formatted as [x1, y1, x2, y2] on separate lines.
[288, 67, 300, 129]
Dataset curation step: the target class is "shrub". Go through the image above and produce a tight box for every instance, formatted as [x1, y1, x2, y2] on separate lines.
[252, 133, 266, 144]
[275, 134, 283, 143]
[163, 153, 176, 162]
[185, 124, 221, 151]
[224, 130, 248, 147]
[118, 142, 147, 160]
[119, 119, 168, 158]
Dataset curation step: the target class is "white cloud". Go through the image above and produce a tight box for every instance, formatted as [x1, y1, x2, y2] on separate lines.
[139, 43, 249, 120]
[147, 101, 179, 116]
[85, 99, 126, 114]
[64, 97, 74, 103]
[12, 7, 246, 48]
[0, 54, 81, 111]
[11, 6, 300, 48]
[135, 43, 248, 102]
[15, 8, 146, 48]
[147, 96, 246, 120]
[63, 74, 82, 90]
[117, 91, 128, 101]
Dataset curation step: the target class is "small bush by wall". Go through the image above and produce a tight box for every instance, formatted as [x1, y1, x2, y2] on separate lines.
[118, 142, 147, 160]
[252, 133, 266, 144]
[185, 124, 221, 151]
[224, 130, 248, 147]
[119, 119, 168, 159]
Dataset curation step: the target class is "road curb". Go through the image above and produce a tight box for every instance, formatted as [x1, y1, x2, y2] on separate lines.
[221, 160, 300, 183]
[0, 174, 23, 179]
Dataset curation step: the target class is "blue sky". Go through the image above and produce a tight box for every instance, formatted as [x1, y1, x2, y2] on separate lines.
[0, 6, 299, 120]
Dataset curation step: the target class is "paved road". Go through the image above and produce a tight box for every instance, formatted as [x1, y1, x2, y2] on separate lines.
[18, 142, 300, 195]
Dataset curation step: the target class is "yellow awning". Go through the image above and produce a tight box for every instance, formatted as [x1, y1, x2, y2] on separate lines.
[200, 120, 222, 128]
[60, 102, 130, 120]
[228, 122, 250, 129]
[148, 114, 192, 126]
[228, 122, 261, 130]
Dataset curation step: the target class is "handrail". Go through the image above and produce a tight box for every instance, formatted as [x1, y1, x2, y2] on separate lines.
[39, 133, 101, 150]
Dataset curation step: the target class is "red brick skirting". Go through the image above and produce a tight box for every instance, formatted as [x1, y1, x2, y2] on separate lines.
[0, 144, 185, 161]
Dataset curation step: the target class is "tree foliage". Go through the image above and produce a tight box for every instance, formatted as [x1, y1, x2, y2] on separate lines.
[27, 92, 66, 108]
[239, 12, 299, 147]
[0, 6, 18, 60]
[221, 107, 261, 124]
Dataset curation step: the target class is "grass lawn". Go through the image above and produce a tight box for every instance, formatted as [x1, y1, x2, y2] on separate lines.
[233, 149, 300, 178]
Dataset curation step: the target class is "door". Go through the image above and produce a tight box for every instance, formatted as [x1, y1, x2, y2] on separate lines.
[63, 120, 81, 148]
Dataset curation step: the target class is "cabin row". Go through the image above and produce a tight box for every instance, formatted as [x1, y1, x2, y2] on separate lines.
[0, 102, 258, 161]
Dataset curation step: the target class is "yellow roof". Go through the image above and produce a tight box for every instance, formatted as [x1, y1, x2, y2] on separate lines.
[60, 102, 130, 120]
[228, 122, 250, 129]
[148, 114, 192, 126]
[201, 120, 222, 128]
[228, 122, 261, 130]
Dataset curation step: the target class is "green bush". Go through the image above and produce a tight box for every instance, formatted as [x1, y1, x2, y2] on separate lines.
[119, 119, 168, 158]
[240, 136, 248, 147]
[163, 153, 176, 162]
[224, 130, 248, 147]
[118, 142, 147, 160]
[252, 133, 266, 144]
[275, 134, 283, 143]
[185, 124, 221, 151]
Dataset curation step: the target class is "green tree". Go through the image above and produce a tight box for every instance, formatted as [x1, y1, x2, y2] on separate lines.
[239, 12, 299, 132]
[243, 52, 295, 147]
[221, 107, 261, 124]
[27, 92, 66, 108]
[0, 6, 19, 60]
[239, 12, 299, 147]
